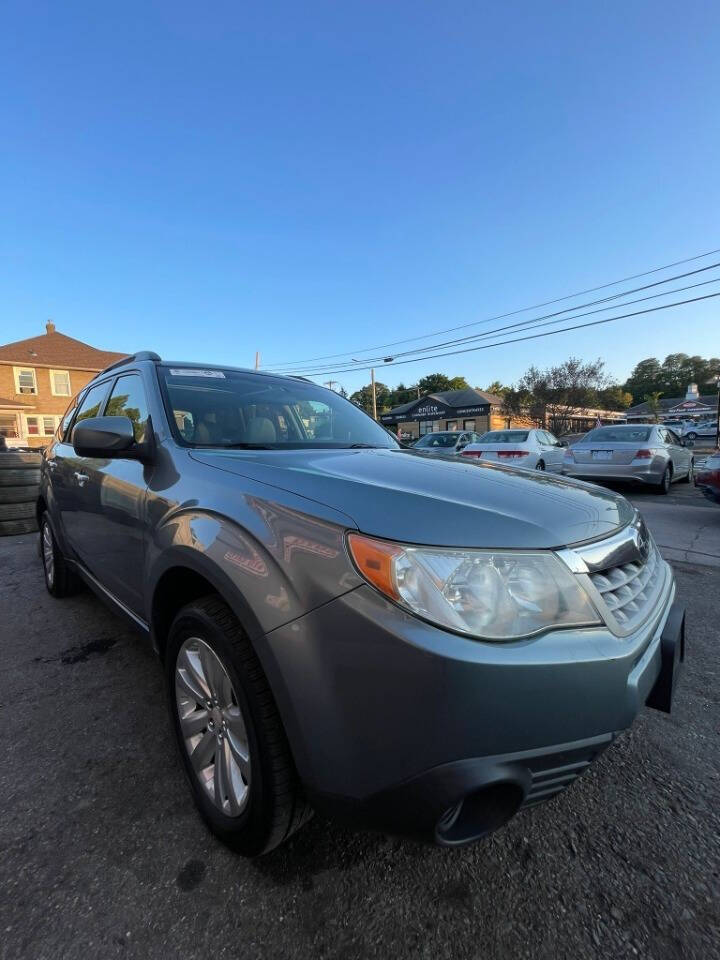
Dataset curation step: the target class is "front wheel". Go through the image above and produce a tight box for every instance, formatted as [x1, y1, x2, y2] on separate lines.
[165, 595, 312, 856]
[685, 432, 697, 441]
[535, 460, 545, 471]
[656, 465, 672, 495]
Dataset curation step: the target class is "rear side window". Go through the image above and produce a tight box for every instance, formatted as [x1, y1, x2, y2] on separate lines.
[105, 374, 150, 443]
[74, 381, 111, 425]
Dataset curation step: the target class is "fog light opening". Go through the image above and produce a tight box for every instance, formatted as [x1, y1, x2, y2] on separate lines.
[435, 783, 524, 846]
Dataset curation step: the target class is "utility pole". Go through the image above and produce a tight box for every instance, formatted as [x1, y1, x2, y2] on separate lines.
[371, 368, 377, 420]
[254, 351, 260, 370]
[324, 380, 338, 392]
[715, 374, 720, 450]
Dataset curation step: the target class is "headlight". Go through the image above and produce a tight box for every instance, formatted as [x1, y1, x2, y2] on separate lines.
[348, 533, 600, 641]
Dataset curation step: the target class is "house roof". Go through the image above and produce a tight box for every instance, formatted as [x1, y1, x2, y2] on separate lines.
[384, 387, 504, 417]
[0, 322, 128, 372]
[0, 396, 34, 409]
[626, 393, 717, 416]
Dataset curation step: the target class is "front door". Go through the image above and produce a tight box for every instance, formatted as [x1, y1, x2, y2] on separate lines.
[663, 428, 691, 478]
[74, 372, 152, 615]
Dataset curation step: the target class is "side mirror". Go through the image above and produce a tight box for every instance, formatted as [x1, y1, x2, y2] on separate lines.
[556, 439, 568, 447]
[72, 416, 139, 458]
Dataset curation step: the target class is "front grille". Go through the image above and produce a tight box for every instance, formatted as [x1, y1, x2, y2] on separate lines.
[588, 539, 664, 634]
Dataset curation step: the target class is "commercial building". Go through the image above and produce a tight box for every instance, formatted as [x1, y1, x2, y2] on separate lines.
[0, 322, 126, 447]
[380, 388, 506, 440]
[625, 383, 718, 422]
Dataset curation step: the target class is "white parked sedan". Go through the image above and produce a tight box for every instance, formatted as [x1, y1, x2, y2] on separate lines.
[460, 429, 566, 472]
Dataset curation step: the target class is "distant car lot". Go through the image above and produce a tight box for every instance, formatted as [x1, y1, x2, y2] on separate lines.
[1, 481, 719, 958]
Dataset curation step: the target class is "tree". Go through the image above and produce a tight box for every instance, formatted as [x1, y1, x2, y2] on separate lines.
[448, 375, 470, 390]
[417, 373, 453, 394]
[623, 358, 663, 404]
[484, 380, 509, 397]
[624, 353, 720, 402]
[517, 357, 610, 433]
[644, 391, 663, 422]
[350, 381, 390, 414]
[598, 386, 633, 410]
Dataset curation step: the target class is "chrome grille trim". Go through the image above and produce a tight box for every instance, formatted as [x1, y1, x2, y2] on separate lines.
[563, 511, 671, 638]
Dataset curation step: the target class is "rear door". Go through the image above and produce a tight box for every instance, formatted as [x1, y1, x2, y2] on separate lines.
[540, 431, 565, 472]
[663, 427, 690, 477]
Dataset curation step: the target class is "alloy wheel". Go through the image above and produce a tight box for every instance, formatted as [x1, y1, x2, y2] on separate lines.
[42, 522, 54, 588]
[535, 461, 545, 471]
[175, 637, 251, 817]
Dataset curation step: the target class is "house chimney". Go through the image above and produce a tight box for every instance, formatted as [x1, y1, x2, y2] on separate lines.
[46, 320, 56, 334]
[685, 383, 699, 400]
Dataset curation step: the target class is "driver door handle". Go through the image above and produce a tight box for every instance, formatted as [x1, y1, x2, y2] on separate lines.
[74, 472, 89, 487]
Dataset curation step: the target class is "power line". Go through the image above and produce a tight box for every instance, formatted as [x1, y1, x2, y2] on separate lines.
[263, 246, 720, 370]
[290, 292, 720, 378]
[270, 264, 720, 375]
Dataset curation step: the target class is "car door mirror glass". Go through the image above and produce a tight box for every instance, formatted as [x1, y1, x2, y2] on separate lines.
[72, 416, 137, 458]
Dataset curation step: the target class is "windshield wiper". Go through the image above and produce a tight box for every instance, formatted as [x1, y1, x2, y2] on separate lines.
[346, 443, 382, 448]
[217, 443, 274, 450]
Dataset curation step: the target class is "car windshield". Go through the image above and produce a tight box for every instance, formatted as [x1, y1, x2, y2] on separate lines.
[414, 434, 458, 448]
[477, 431, 529, 443]
[158, 367, 398, 449]
[582, 427, 651, 443]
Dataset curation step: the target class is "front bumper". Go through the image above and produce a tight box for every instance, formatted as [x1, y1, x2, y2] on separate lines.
[563, 460, 665, 484]
[255, 566, 683, 845]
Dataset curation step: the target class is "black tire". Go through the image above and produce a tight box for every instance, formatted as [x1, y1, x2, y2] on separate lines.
[0, 485, 41, 504]
[0, 518, 37, 536]
[535, 460, 545, 471]
[40, 512, 79, 597]
[685, 432, 697, 441]
[165, 595, 312, 856]
[656, 465, 672, 495]
[680, 459, 694, 484]
[0, 468, 41, 487]
[0, 501, 35, 521]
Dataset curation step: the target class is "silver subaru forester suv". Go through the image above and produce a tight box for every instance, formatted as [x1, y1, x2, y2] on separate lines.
[38, 353, 685, 855]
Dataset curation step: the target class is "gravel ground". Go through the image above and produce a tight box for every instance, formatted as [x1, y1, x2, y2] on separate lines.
[0, 532, 719, 960]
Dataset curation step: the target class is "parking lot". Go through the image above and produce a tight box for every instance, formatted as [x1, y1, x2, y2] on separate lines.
[1, 484, 719, 960]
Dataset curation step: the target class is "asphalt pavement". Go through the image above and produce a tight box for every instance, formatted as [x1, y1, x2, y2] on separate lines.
[1, 490, 719, 960]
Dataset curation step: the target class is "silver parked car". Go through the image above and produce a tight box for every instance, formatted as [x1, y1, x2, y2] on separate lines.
[563, 423, 694, 493]
[461, 428, 566, 472]
[413, 429, 482, 455]
[37, 354, 685, 855]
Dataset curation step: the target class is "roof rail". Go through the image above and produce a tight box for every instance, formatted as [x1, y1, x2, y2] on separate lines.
[97, 351, 162, 376]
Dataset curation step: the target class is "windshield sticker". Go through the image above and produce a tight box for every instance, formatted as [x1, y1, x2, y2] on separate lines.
[168, 369, 226, 378]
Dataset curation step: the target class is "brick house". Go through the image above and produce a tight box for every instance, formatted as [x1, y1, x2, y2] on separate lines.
[0, 322, 127, 448]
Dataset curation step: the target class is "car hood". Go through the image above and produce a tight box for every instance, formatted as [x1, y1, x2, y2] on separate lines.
[189, 447, 634, 549]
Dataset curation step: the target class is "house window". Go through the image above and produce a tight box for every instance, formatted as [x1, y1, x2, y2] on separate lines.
[419, 420, 435, 436]
[13, 367, 38, 395]
[0, 414, 20, 438]
[50, 370, 71, 396]
[26, 416, 40, 435]
[43, 416, 57, 436]
[463, 419, 475, 431]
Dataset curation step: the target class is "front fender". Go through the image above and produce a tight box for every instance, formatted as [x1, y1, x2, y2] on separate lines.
[147, 504, 362, 641]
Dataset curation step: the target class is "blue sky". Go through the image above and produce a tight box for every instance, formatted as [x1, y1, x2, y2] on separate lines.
[1, 0, 719, 395]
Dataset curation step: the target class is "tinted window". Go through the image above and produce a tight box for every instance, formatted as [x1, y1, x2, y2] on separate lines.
[477, 431, 529, 443]
[106, 374, 150, 443]
[74, 381, 111, 425]
[582, 427, 651, 443]
[158, 367, 398, 449]
[665, 429, 681, 445]
[59, 397, 79, 442]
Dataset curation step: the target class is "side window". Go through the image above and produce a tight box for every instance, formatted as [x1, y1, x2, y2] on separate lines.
[666, 429, 680, 445]
[545, 431, 558, 445]
[105, 374, 150, 443]
[75, 381, 111, 425]
[59, 396, 80, 442]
